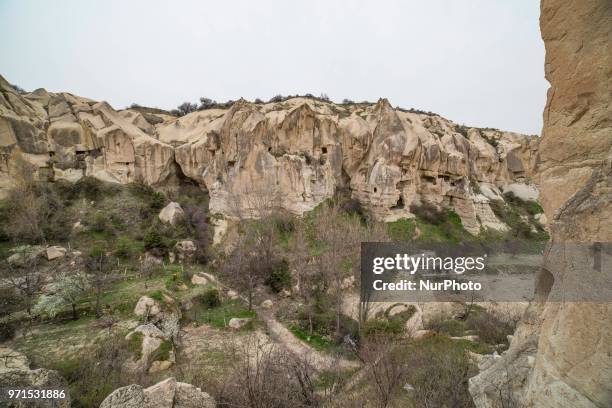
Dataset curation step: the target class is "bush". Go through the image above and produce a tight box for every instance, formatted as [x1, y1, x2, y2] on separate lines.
[403, 336, 476, 408]
[90, 211, 110, 233]
[114, 236, 133, 258]
[410, 202, 445, 225]
[266, 260, 291, 293]
[143, 225, 173, 252]
[466, 311, 515, 345]
[0, 320, 16, 341]
[196, 289, 221, 309]
[128, 182, 166, 211]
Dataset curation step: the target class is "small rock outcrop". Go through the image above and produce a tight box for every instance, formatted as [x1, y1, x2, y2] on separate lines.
[125, 324, 174, 373]
[0, 347, 70, 408]
[173, 240, 196, 263]
[100, 377, 216, 408]
[158, 202, 185, 226]
[45, 245, 66, 261]
[133, 296, 161, 320]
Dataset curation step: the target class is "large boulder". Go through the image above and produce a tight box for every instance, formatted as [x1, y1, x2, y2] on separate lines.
[158, 202, 185, 226]
[45, 245, 67, 261]
[124, 324, 174, 373]
[100, 377, 216, 408]
[133, 296, 161, 320]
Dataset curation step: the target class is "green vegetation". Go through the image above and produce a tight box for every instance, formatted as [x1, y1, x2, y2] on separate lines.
[184, 298, 256, 329]
[289, 324, 337, 351]
[150, 339, 172, 362]
[387, 208, 466, 243]
[425, 306, 516, 352]
[127, 332, 144, 360]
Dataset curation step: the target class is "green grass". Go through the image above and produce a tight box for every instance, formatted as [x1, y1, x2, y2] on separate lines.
[127, 332, 144, 360]
[150, 339, 172, 362]
[387, 210, 467, 243]
[289, 324, 336, 352]
[185, 299, 256, 329]
[315, 367, 360, 390]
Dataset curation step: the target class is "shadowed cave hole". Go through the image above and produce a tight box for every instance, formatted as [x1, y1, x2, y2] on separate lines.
[391, 195, 405, 210]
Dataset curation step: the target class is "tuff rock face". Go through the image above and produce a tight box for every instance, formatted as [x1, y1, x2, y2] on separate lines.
[469, 1, 612, 407]
[1, 76, 539, 232]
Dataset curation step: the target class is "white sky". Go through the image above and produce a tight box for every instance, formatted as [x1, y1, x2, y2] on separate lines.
[0, 0, 547, 134]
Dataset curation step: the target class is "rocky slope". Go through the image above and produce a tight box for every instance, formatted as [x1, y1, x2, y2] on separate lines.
[1, 76, 539, 233]
[470, 1, 611, 406]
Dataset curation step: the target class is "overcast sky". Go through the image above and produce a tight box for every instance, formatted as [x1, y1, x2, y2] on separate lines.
[0, 0, 547, 134]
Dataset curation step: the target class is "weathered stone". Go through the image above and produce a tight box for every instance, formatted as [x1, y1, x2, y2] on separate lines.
[470, 2, 612, 407]
[228, 317, 252, 329]
[174, 240, 196, 263]
[158, 202, 185, 226]
[100, 377, 216, 408]
[133, 296, 161, 318]
[45, 245, 67, 261]
[0, 76, 539, 234]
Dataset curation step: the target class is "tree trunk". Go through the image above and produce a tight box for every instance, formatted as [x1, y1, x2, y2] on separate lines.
[95, 285, 102, 318]
[71, 303, 77, 320]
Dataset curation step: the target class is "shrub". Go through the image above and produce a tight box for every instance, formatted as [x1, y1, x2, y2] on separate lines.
[114, 236, 133, 258]
[425, 314, 466, 337]
[266, 260, 291, 293]
[268, 94, 284, 103]
[466, 310, 515, 345]
[196, 289, 221, 309]
[410, 202, 445, 225]
[0, 321, 16, 341]
[90, 211, 110, 233]
[128, 182, 166, 210]
[403, 336, 476, 407]
[363, 318, 404, 337]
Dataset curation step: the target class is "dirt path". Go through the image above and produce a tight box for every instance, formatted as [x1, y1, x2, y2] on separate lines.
[256, 307, 360, 371]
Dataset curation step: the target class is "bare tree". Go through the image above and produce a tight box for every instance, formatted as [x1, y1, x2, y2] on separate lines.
[1, 245, 44, 315]
[86, 246, 118, 318]
[221, 335, 318, 408]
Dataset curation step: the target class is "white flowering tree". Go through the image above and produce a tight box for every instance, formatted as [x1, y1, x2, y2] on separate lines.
[33, 272, 90, 320]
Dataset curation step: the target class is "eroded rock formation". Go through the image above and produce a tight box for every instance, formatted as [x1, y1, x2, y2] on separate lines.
[469, 1, 612, 406]
[0, 78, 540, 232]
[99, 377, 216, 408]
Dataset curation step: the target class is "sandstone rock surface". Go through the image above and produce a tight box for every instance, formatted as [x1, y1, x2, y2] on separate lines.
[158, 202, 185, 226]
[0, 76, 541, 233]
[469, 1, 612, 407]
[100, 377, 216, 408]
[133, 296, 161, 319]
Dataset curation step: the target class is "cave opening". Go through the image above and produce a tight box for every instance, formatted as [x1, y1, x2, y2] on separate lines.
[391, 195, 405, 210]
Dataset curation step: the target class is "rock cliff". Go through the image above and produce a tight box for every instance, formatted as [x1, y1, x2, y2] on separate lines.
[1, 77, 539, 233]
[470, 1, 611, 406]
